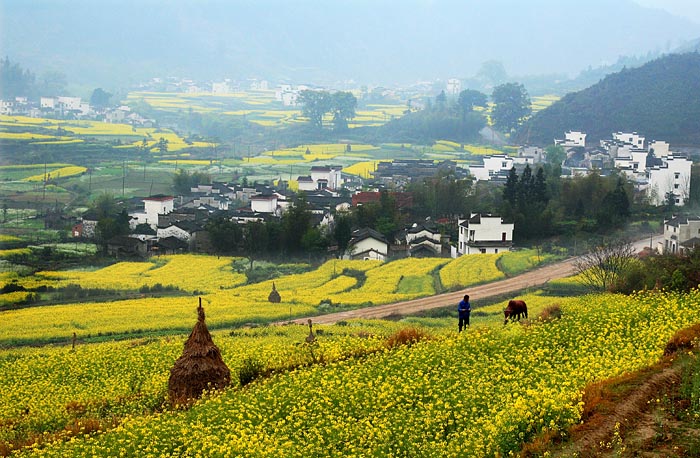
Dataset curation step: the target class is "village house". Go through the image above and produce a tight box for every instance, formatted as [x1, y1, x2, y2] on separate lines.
[129, 195, 174, 230]
[106, 235, 149, 258]
[555, 130, 587, 148]
[403, 223, 446, 257]
[660, 215, 700, 255]
[347, 228, 389, 261]
[457, 213, 514, 255]
[468, 155, 514, 182]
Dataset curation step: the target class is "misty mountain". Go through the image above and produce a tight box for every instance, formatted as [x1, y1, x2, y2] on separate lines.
[1, 0, 699, 90]
[516, 52, 700, 146]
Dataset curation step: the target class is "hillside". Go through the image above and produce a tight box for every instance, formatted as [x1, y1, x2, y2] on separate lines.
[517, 52, 700, 146]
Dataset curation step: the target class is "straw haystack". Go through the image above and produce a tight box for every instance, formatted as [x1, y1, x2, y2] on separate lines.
[168, 298, 230, 406]
[268, 281, 281, 303]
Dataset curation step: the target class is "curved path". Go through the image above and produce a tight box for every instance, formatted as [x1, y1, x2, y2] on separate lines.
[280, 235, 662, 325]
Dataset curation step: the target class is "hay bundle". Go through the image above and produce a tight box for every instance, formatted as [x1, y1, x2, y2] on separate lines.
[168, 298, 230, 406]
[268, 281, 281, 303]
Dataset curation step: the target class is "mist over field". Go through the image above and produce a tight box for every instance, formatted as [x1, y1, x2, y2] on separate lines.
[2, 0, 700, 88]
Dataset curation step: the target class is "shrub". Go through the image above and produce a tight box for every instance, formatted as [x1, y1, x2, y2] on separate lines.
[238, 357, 265, 387]
[384, 327, 431, 349]
[537, 304, 563, 322]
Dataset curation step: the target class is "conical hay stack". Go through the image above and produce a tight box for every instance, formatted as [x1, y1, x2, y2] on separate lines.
[168, 298, 231, 406]
[268, 281, 281, 303]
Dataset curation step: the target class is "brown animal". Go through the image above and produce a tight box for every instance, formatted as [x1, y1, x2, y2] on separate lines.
[504, 299, 528, 324]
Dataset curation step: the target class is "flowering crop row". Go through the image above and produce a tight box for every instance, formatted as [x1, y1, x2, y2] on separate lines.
[22, 166, 87, 182]
[1, 253, 560, 344]
[0, 321, 397, 453]
[35, 255, 244, 293]
[9, 290, 699, 457]
[439, 252, 504, 289]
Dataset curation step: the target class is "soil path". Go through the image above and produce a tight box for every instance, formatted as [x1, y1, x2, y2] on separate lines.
[280, 235, 661, 326]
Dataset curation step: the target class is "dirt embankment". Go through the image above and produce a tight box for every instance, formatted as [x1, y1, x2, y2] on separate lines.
[522, 324, 700, 458]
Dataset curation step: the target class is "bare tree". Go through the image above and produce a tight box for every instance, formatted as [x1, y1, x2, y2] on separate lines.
[574, 239, 636, 292]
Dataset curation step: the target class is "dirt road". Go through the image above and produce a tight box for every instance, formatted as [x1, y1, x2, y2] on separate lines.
[281, 235, 662, 325]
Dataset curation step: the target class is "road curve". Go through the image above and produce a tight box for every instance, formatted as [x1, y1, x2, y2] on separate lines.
[278, 235, 661, 326]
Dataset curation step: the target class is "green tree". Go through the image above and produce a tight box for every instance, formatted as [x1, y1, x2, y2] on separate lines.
[0, 57, 36, 99]
[282, 195, 313, 254]
[95, 210, 130, 251]
[90, 88, 112, 110]
[298, 90, 333, 129]
[333, 214, 353, 255]
[156, 137, 169, 154]
[172, 169, 211, 195]
[242, 221, 268, 268]
[597, 177, 630, 229]
[477, 60, 508, 85]
[545, 145, 566, 168]
[91, 193, 130, 251]
[456, 89, 488, 119]
[301, 227, 327, 256]
[435, 90, 447, 111]
[331, 91, 357, 131]
[206, 217, 242, 254]
[133, 223, 156, 235]
[491, 82, 531, 133]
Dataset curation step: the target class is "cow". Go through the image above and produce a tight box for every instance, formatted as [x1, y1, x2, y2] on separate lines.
[504, 299, 528, 324]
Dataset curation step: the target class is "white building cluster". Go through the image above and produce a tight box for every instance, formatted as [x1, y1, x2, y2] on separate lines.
[602, 132, 692, 206]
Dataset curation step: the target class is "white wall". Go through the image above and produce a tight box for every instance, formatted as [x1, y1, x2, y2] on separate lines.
[251, 196, 277, 213]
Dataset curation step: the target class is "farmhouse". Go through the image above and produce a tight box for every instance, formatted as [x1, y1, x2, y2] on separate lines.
[402, 223, 446, 257]
[347, 228, 389, 261]
[457, 213, 514, 255]
[661, 215, 700, 255]
[129, 195, 174, 230]
[468, 155, 514, 182]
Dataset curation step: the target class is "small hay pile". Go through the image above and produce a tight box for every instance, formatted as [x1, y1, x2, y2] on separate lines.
[168, 298, 230, 406]
[268, 281, 281, 303]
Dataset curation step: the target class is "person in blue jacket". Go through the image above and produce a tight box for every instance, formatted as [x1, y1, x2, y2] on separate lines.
[458, 294, 471, 332]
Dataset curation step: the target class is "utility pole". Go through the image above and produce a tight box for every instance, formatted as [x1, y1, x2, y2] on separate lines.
[122, 160, 126, 197]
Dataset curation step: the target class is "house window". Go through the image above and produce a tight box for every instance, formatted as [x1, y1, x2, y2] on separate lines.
[480, 248, 486, 254]
[469, 230, 475, 241]
[674, 184, 679, 189]
[674, 172, 680, 179]
[495, 249, 498, 254]
[502, 232, 506, 241]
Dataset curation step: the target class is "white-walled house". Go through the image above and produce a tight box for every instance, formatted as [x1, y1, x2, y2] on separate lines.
[468, 155, 514, 182]
[297, 176, 316, 192]
[156, 221, 199, 243]
[661, 215, 700, 254]
[612, 132, 645, 149]
[646, 154, 693, 206]
[596, 132, 693, 207]
[405, 224, 443, 256]
[457, 213, 514, 255]
[555, 130, 586, 148]
[250, 194, 281, 214]
[129, 195, 174, 230]
[347, 228, 389, 261]
[310, 166, 342, 190]
[446, 78, 461, 95]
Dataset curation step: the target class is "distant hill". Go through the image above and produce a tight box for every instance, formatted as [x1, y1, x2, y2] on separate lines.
[517, 53, 700, 146]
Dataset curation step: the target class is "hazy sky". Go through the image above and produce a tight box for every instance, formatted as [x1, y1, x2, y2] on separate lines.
[634, 0, 700, 23]
[1, 0, 700, 88]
